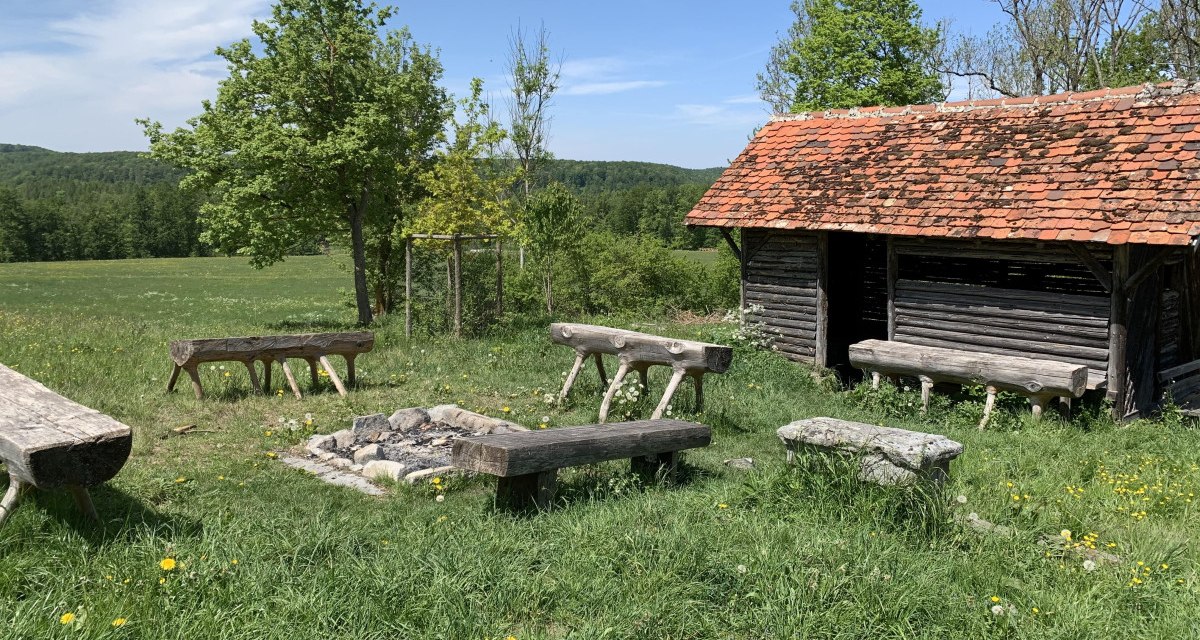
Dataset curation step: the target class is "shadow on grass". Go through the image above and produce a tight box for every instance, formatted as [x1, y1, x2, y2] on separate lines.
[15, 483, 203, 546]
[265, 318, 361, 332]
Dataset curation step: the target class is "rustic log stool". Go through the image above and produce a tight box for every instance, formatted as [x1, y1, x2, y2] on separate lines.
[0, 364, 133, 526]
[452, 419, 711, 510]
[848, 339, 1088, 428]
[167, 332, 374, 399]
[777, 417, 962, 486]
[550, 323, 733, 423]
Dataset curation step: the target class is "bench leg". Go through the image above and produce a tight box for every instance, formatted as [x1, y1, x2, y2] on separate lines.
[345, 354, 357, 388]
[166, 364, 182, 393]
[1030, 395, 1050, 419]
[277, 357, 303, 399]
[693, 373, 704, 414]
[496, 470, 557, 510]
[598, 362, 630, 424]
[560, 351, 587, 399]
[319, 355, 348, 396]
[243, 360, 263, 394]
[635, 365, 650, 393]
[261, 358, 273, 391]
[304, 357, 320, 387]
[919, 376, 933, 413]
[0, 474, 26, 527]
[978, 385, 998, 430]
[67, 485, 99, 522]
[593, 353, 609, 388]
[632, 451, 679, 482]
[184, 365, 204, 400]
[871, 371, 881, 390]
[651, 369, 686, 420]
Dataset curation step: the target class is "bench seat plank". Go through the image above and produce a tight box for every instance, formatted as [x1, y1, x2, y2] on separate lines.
[0, 364, 132, 490]
[169, 332, 374, 366]
[452, 419, 711, 478]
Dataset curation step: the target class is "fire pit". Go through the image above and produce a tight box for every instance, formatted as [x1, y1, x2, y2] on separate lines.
[280, 405, 528, 493]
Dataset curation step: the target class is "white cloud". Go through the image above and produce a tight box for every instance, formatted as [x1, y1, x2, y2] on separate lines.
[563, 80, 666, 96]
[0, 0, 270, 151]
[674, 103, 765, 128]
[558, 55, 664, 98]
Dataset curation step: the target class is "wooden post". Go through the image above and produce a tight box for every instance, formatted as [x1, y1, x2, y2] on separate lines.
[345, 354, 357, 387]
[305, 357, 319, 387]
[560, 352, 587, 399]
[67, 485, 99, 522]
[243, 360, 263, 394]
[277, 357, 302, 399]
[886, 236, 897, 340]
[261, 358, 273, 391]
[919, 375, 933, 412]
[739, 228, 747, 321]
[979, 385, 997, 430]
[496, 470, 557, 511]
[452, 235, 463, 338]
[184, 366, 203, 400]
[815, 231, 830, 368]
[651, 369, 687, 419]
[598, 362, 631, 423]
[1108, 245, 1130, 418]
[404, 235, 413, 339]
[495, 238, 504, 317]
[319, 355, 348, 396]
[631, 451, 679, 483]
[593, 353, 609, 387]
[0, 475, 25, 527]
[166, 364, 182, 393]
[692, 373, 704, 413]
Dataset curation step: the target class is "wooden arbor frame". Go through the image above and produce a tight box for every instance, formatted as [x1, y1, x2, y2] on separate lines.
[404, 233, 503, 339]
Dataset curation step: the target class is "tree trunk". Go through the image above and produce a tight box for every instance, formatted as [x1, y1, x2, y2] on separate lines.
[349, 206, 373, 327]
[544, 258, 555, 315]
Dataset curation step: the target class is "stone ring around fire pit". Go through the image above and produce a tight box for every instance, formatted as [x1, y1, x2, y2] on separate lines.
[282, 405, 529, 493]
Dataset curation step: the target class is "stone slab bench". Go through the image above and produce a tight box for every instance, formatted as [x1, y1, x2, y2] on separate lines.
[550, 323, 733, 422]
[167, 332, 374, 399]
[0, 364, 133, 526]
[777, 417, 962, 486]
[848, 339, 1088, 428]
[451, 419, 711, 510]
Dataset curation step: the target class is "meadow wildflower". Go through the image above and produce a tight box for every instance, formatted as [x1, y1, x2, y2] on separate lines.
[59, 612, 76, 625]
[159, 558, 176, 571]
[112, 618, 127, 627]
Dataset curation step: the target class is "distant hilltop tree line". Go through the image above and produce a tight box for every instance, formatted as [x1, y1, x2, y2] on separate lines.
[0, 143, 723, 263]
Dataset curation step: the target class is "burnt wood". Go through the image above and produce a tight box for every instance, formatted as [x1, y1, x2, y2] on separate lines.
[0, 364, 133, 525]
[452, 420, 711, 510]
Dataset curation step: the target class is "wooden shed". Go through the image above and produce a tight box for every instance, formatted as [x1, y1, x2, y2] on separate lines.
[686, 82, 1200, 418]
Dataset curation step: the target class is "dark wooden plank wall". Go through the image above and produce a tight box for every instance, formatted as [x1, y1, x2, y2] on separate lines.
[742, 229, 819, 362]
[891, 239, 1112, 388]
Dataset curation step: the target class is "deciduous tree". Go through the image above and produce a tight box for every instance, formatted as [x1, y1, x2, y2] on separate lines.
[140, 0, 450, 326]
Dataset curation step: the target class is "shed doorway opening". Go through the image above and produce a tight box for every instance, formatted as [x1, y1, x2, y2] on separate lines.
[825, 232, 888, 376]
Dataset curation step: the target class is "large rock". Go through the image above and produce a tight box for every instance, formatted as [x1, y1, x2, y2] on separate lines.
[388, 407, 431, 431]
[777, 417, 963, 486]
[306, 434, 334, 456]
[352, 413, 389, 440]
[427, 404, 529, 434]
[363, 460, 407, 482]
[330, 429, 356, 449]
[354, 444, 383, 464]
[403, 465, 457, 484]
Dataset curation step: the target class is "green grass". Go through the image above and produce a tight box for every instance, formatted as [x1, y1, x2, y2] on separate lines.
[1, 255, 1199, 638]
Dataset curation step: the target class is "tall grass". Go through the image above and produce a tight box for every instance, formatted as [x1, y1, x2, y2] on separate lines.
[0, 255, 1197, 638]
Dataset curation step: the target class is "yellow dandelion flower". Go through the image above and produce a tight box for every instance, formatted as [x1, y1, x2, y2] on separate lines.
[502, 406, 511, 413]
[112, 618, 127, 627]
[990, 596, 1000, 603]
[159, 558, 177, 571]
[174, 477, 186, 484]
[265, 430, 273, 436]
[718, 503, 728, 509]
[230, 559, 239, 565]
[1031, 607, 1039, 614]
[59, 612, 76, 625]
[159, 577, 166, 585]
[1060, 529, 1072, 541]
[431, 477, 442, 485]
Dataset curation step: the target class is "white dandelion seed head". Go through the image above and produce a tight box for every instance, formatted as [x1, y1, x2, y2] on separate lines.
[990, 605, 1005, 616]
[1083, 560, 1097, 572]
[956, 495, 968, 504]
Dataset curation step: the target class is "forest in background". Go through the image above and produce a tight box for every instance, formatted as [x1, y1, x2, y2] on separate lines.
[0, 143, 724, 263]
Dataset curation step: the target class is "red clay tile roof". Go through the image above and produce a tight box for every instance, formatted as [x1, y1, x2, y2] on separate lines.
[686, 82, 1200, 245]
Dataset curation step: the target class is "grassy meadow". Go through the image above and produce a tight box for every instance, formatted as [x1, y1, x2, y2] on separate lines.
[1, 255, 1199, 638]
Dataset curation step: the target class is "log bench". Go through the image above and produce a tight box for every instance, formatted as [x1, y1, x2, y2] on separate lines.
[777, 417, 962, 486]
[451, 419, 711, 510]
[167, 332, 374, 399]
[0, 364, 133, 526]
[550, 323, 733, 423]
[848, 339, 1088, 428]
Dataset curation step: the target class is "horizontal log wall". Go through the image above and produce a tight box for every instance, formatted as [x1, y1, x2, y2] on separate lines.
[743, 229, 819, 362]
[892, 239, 1112, 388]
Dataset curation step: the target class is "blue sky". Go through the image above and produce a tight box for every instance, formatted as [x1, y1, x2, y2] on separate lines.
[0, 0, 1005, 168]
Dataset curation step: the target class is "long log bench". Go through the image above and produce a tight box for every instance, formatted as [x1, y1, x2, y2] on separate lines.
[451, 419, 711, 510]
[167, 332, 374, 399]
[0, 364, 133, 526]
[848, 339, 1088, 428]
[777, 417, 963, 486]
[550, 323, 733, 423]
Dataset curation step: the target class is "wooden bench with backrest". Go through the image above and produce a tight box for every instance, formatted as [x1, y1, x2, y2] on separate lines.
[550, 323, 733, 422]
[167, 331, 374, 399]
[848, 339, 1088, 428]
[451, 419, 711, 510]
[0, 364, 133, 526]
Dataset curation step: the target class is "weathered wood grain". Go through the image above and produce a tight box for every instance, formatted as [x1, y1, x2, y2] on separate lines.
[451, 419, 710, 478]
[550, 324, 732, 374]
[169, 332, 374, 366]
[0, 364, 133, 525]
[777, 417, 962, 486]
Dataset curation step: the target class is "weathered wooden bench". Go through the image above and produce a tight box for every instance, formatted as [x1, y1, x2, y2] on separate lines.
[451, 419, 711, 510]
[848, 339, 1088, 428]
[1159, 358, 1200, 415]
[167, 332, 374, 399]
[0, 364, 133, 526]
[777, 417, 962, 486]
[550, 323, 733, 423]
